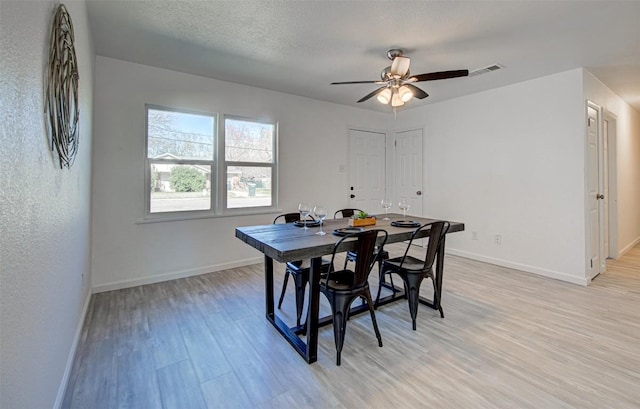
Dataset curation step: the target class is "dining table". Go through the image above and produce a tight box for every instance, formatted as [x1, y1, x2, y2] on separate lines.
[235, 213, 464, 364]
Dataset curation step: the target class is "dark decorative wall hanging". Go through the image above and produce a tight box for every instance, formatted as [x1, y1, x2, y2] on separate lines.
[46, 4, 79, 169]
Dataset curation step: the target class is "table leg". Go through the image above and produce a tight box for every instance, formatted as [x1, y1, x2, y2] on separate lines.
[434, 235, 446, 309]
[305, 257, 321, 363]
[264, 254, 317, 363]
[264, 255, 274, 319]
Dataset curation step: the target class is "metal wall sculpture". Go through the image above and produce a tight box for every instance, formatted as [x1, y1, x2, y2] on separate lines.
[46, 4, 79, 169]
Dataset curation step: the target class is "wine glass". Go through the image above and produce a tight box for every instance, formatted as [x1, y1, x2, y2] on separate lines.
[298, 203, 311, 230]
[313, 205, 327, 235]
[398, 198, 410, 219]
[381, 199, 392, 220]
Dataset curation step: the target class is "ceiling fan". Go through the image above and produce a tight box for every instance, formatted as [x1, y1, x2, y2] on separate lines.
[331, 49, 469, 107]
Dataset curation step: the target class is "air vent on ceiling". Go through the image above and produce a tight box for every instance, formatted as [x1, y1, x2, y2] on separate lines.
[469, 64, 503, 77]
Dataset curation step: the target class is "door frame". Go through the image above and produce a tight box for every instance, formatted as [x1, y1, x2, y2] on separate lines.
[604, 110, 619, 259]
[585, 100, 611, 282]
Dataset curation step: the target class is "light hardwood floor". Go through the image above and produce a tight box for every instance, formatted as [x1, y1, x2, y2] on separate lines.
[62, 244, 640, 408]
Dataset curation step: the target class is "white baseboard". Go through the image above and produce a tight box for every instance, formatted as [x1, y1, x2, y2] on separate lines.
[617, 236, 640, 259]
[92, 257, 264, 293]
[446, 248, 589, 286]
[54, 290, 92, 409]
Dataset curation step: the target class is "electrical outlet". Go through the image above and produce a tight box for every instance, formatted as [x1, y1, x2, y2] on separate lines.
[495, 234, 502, 245]
[472, 231, 478, 240]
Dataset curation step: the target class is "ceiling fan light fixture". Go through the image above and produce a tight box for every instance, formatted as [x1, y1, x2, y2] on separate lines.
[377, 88, 392, 104]
[399, 85, 413, 102]
[331, 49, 469, 110]
[391, 92, 405, 107]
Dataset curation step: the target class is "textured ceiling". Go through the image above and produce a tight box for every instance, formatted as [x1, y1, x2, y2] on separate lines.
[86, 0, 640, 113]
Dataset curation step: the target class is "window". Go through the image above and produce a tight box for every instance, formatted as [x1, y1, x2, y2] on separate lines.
[146, 106, 215, 216]
[145, 106, 277, 220]
[224, 117, 276, 209]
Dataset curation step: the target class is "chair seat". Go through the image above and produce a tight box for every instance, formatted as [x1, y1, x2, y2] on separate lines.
[347, 248, 388, 262]
[321, 270, 358, 291]
[383, 256, 428, 274]
[286, 258, 332, 274]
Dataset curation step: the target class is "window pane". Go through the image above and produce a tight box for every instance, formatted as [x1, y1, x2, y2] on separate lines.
[150, 164, 211, 213]
[225, 118, 273, 163]
[227, 166, 272, 208]
[148, 109, 214, 160]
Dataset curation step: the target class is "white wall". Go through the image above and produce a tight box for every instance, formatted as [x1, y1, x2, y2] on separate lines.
[395, 69, 588, 284]
[91, 57, 388, 291]
[0, 1, 94, 408]
[583, 70, 640, 256]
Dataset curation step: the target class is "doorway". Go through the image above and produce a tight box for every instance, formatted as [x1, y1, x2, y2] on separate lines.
[586, 102, 617, 281]
[347, 128, 386, 213]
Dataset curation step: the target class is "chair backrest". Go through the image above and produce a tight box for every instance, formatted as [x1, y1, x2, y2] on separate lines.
[400, 221, 450, 271]
[333, 208, 363, 219]
[273, 212, 300, 224]
[329, 229, 388, 288]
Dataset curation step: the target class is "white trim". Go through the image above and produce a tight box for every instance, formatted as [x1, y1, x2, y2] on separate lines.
[54, 291, 92, 409]
[618, 236, 640, 259]
[604, 110, 619, 259]
[92, 257, 263, 293]
[446, 248, 589, 286]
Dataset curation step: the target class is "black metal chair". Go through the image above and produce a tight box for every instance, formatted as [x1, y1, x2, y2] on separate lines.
[334, 208, 390, 277]
[321, 229, 388, 366]
[333, 208, 363, 219]
[273, 213, 331, 326]
[375, 221, 450, 330]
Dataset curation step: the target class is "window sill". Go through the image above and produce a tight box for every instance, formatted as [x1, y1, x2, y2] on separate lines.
[136, 208, 282, 224]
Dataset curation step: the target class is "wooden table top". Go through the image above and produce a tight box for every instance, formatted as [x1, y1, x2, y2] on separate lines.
[236, 213, 465, 263]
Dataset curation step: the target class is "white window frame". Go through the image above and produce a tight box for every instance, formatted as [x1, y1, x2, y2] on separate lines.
[222, 115, 279, 214]
[142, 106, 279, 223]
[144, 105, 217, 221]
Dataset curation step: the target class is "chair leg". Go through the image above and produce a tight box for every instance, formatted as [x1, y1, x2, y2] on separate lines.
[375, 269, 400, 309]
[330, 294, 354, 366]
[431, 276, 444, 318]
[277, 270, 290, 309]
[375, 268, 386, 307]
[404, 273, 425, 330]
[292, 271, 309, 327]
[362, 290, 383, 347]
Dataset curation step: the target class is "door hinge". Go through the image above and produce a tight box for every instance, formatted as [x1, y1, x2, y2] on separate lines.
[394, 140, 397, 147]
[590, 259, 593, 268]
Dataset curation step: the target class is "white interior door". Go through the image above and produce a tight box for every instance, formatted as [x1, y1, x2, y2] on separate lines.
[587, 103, 605, 279]
[348, 129, 386, 214]
[394, 128, 423, 218]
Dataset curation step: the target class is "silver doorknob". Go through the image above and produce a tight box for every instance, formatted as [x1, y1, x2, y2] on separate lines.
[417, 191, 422, 196]
[596, 194, 605, 200]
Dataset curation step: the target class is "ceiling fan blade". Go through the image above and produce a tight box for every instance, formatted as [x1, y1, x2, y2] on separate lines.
[405, 84, 429, 99]
[410, 69, 469, 82]
[357, 86, 387, 103]
[331, 80, 380, 85]
[390, 56, 411, 77]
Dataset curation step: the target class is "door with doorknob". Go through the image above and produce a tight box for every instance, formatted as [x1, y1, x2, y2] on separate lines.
[348, 129, 386, 213]
[394, 128, 424, 218]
